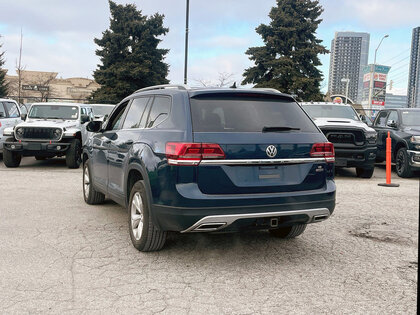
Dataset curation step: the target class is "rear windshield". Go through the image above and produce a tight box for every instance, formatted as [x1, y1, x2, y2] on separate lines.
[190, 94, 318, 133]
[401, 111, 420, 126]
[302, 104, 360, 121]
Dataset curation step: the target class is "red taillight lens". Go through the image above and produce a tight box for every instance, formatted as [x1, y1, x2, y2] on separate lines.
[201, 143, 225, 159]
[166, 142, 225, 165]
[310, 142, 335, 163]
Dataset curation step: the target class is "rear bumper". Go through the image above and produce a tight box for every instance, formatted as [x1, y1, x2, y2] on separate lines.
[181, 207, 331, 233]
[407, 150, 420, 169]
[151, 181, 336, 232]
[3, 140, 70, 155]
[334, 145, 376, 168]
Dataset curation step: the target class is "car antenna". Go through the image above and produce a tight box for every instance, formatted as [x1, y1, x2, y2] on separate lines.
[230, 82, 237, 88]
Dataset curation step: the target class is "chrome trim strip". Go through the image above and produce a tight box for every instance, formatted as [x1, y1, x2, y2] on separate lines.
[181, 208, 331, 233]
[167, 159, 200, 166]
[199, 157, 327, 166]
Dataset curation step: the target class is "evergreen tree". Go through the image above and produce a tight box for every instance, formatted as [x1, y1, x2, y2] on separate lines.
[242, 0, 328, 101]
[91, 1, 169, 103]
[0, 41, 8, 97]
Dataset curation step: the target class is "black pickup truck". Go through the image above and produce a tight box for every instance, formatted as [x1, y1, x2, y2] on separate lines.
[372, 108, 420, 178]
[302, 103, 378, 178]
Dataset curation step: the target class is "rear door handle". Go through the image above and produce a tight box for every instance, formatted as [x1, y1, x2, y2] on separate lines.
[124, 140, 134, 145]
[104, 139, 111, 144]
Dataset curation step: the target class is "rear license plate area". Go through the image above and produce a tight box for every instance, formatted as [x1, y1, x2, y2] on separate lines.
[258, 166, 281, 180]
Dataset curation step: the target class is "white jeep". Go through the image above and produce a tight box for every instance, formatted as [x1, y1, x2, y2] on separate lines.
[2, 102, 93, 168]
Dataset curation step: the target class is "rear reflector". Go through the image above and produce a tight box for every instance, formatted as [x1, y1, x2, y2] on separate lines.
[310, 142, 335, 163]
[166, 142, 225, 166]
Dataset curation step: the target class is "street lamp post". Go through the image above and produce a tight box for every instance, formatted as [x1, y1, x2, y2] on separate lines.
[368, 34, 389, 117]
[184, 0, 190, 85]
[341, 78, 350, 105]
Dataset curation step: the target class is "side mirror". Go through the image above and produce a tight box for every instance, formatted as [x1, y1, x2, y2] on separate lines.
[81, 114, 90, 124]
[386, 120, 397, 128]
[21, 113, 27, 121]
[86, 120, 102, 132]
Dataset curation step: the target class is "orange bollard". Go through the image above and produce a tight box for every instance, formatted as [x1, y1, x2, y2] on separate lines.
[378, 131, 399, 187]
[386, 131, 391, 184]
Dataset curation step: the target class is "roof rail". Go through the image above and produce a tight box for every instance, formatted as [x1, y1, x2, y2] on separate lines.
[252, 88, 281, 93]
[135, 84, 189, 93]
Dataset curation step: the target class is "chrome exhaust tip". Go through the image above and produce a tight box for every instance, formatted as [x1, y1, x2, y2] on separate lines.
[313, 214, 329, 222]
[194, 223, 226, 232]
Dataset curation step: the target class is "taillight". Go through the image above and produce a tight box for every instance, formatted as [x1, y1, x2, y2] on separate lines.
[166, 142, 225, 166]
[310, 142, 335, 163]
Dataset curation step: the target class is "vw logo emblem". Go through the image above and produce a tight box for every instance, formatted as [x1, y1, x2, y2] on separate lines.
[266, 145, 277, 158]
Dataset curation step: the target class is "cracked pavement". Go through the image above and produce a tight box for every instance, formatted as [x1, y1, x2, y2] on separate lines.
[0, 157, 418, 314]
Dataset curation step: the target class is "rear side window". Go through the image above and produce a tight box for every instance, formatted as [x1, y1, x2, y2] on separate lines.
[122, 97, 150, 129]
[147, 96, 171, 128]
[190, 94, 318, 133]
[4, 102, 19, 118]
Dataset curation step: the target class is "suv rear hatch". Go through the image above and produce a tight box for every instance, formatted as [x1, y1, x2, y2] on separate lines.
[178, 92, 333, 194]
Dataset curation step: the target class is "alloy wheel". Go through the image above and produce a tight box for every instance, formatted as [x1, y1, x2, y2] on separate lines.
[83, 164, 90, 200]
[131, 192, 144, 241]
[396, 150, 405, 175]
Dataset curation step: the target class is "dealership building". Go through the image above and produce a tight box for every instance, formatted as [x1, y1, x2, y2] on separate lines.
[5, 70, 100, 104]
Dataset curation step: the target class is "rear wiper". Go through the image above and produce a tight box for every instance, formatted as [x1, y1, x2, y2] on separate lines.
[262, 126, 300, 132]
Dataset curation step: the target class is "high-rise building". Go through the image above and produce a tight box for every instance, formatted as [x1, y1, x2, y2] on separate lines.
[328, 32, 370, 104]
[386, 87, 408, 109]
[407, 26, 420, 108]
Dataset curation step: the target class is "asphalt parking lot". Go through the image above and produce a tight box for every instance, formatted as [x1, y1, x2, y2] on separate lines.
[0, 157, 418, 314]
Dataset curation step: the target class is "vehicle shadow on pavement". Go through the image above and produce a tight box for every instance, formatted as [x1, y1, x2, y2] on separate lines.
[16, 157, 68, 168]
[163, 230, 319, 258]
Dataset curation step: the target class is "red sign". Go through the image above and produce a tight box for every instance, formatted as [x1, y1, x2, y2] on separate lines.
[374, 81, 386, 88]
[372, 100, 385, 106]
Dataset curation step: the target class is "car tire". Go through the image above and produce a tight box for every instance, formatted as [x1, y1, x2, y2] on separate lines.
[83, 160, 105, 204]
[66, 139, 82, 169]
[356, 167, 374, 178]
[35, 156, 46, 161]
[395, 147, 412, 178]
[3, 138, 21, 168]
[269, 223, 307, 239]
[128, 180, 167, 252]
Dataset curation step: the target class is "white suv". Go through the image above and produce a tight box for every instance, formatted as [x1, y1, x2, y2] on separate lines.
[0, 99, 22, 156]
[2, 102, 93, 168]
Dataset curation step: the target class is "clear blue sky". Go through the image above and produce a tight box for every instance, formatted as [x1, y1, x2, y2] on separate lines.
[0, 0, 418, 94]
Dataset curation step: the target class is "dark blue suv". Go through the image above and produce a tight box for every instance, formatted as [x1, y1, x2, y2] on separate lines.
[83, 85, 336, 251]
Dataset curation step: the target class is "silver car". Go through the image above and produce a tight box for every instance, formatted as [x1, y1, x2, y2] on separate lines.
[0, 99, 22, 155]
